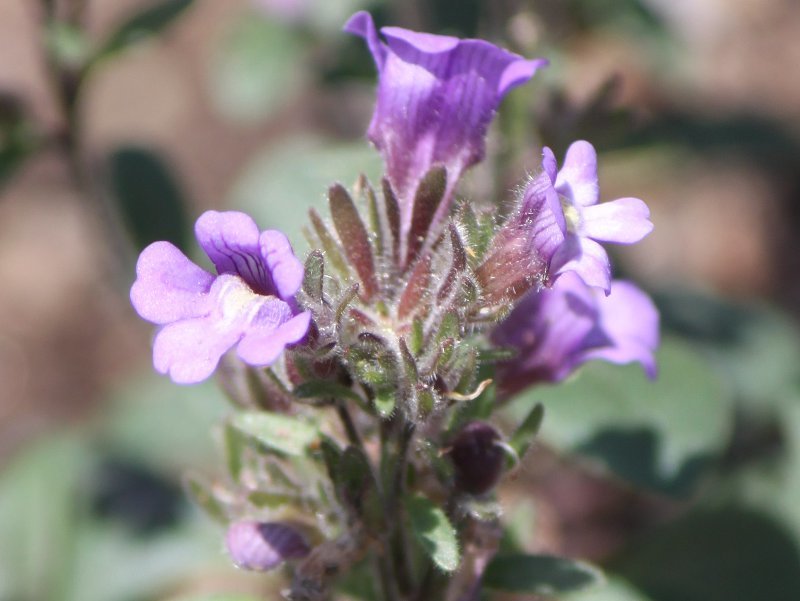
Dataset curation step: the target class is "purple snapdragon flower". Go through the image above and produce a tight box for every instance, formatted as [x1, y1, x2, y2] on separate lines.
[492, 272, 659, 396]
[545, 141, 654, 292]
[345, 12, 547, 256]
[130, 211, 310, 384]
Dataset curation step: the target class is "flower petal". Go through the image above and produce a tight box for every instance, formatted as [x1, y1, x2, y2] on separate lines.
[584, 280, 660, 377]
[237, 310, 310, 366]
[260, 229, 304, 301]
[554, 140, 599, 207]
[152, 274, 282, 384]
[581, 197, 654, 244]
[152, 316, 241, 384]
[519, 169, 566, 261]
[492, 272, 600, 388]
[343, 11, 387, 70]
[195, 211, 273, 295]
[551, 235, 612, 293]
[347, 12, 546, 237]
[130, 241, 213, 325]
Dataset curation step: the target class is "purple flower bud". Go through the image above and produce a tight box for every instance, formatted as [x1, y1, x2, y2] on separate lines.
[226, 520, 311, 571]
[130, 211, 311, 384]
[448, 421, 505, 495]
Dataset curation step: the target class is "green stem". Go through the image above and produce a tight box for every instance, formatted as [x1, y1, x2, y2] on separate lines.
[337, 401, 364, 450]
[390, 420, 416, 596]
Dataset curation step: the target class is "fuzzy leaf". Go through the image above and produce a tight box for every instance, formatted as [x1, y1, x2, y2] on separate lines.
[356, 174, 383, 257]
[437, 224, 468, 302]
[335, 283, 360, 324]
[374, 389, 396, 418]
[231, 412, 318, 457]
[483, 554, 604, 594]
[398, 255, 432, 321]
[381, 177, 401, 263]
[309, 208, 350, 276]
[303, 250, 325, 301]
[406, 166, 447, 266]
[407, 494, 460, 572]
[329, 184, 378, 300]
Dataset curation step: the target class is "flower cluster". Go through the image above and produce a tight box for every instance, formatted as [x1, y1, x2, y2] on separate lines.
[130, 11, 660, 601]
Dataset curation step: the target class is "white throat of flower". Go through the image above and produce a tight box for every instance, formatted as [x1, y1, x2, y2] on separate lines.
[560, 195, 582, 234]
[216, 275, 272, 328]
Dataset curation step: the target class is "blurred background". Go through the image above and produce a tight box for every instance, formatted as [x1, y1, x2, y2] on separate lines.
[1, 0, 800, 600]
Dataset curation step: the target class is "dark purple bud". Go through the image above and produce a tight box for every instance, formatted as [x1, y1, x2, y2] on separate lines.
[448, 421, 505, 495]
[226, 521, 311, 571]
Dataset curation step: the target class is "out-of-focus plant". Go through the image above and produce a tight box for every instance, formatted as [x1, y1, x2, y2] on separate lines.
[4, 2, 800, 601]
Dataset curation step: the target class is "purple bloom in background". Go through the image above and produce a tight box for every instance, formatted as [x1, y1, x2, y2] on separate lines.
[546, 141, 654, 292]
[345, 12, 547, 248]
[492, 271, 659, 396]
[226, 521, 310, 571]
[130, 211, 310, 384]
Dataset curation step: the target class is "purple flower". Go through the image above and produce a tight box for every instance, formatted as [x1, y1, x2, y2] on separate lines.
[226, 521, 310, 571]
[345, 12, 547, 251]
[130, 211, 310, 384]
[492, 271, 659, 395]
[546, 141, 653, 293]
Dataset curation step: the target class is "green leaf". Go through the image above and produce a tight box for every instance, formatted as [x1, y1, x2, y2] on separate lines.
[564, 577, 654, 601]
[406, 494, 460, 572]
[173, 596, 262, 601]
[506, 337, 731, 496]
[210, 13, 305, 122]
[231, 412, 319, 457]
[483, 553, 604, 595]
[0, 434, 88, 601]
[509, 402, 544, 460]
[616, 508, 800, 601]
[96, 0, 195, 60]
[109, 146, 190, 252]
[101, 372, 226, 472]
